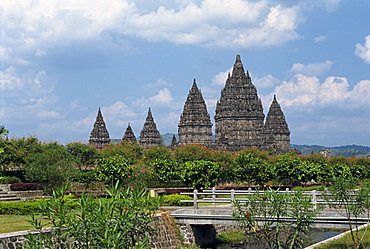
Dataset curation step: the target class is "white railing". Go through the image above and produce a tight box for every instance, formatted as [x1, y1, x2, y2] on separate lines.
[180, 187, 363, 210]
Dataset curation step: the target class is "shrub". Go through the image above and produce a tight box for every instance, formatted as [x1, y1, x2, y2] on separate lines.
[66, 142, 100, 168]
[0, 176, 21, 184]
[0, 195, 78, 215]
[95, 155, 134, 184]
[160, 194, 193, 206]
[10, 182, 42, 191]
[71, 170, 97, 184]
[25, 182, 159, 249]
[180, 160, 220, 189]
[25, 143, 77, 191]
[0, 200, 45, 215]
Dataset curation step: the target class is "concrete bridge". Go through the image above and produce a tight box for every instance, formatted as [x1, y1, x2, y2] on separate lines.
[170, 188, 369, 229]
[169, 188, 369, 247]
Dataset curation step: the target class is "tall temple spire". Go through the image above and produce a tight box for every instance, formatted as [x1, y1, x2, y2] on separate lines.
[232, 54, 246, 78]
[215, 55, 265, 150]
[263, 95, 291, 154]
[139, 108, 162, 148]
[122, 123, 137, 144]
[89, 108, 110, 149]
[178, 79, 212, 146]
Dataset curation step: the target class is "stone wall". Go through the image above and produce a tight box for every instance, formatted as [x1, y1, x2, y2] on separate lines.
[0, 213, 241, 248]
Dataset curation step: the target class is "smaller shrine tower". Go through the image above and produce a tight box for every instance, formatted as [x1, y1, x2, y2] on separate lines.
[122, 123, 137, 144]
[178, 79, 212, 146]
[89, 108, 110, 149]
[139, 108, 162, 148]
[263, 95, 291, 154]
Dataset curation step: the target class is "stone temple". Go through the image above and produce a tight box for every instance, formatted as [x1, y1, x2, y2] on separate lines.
[214, 55, 290, 153]
[178, 79, 212, 146]
[139, 108, 163, 148]
[89, 108, 110, 149]
[122, 123, 137, 144]
[88, 55, 290, 153]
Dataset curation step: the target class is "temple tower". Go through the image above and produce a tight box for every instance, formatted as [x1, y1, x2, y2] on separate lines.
[263, 95, 291, 154]
[89, 108, 110, 149]
[178, 79, 213, 146]
[139, 108, 162, 148]
[122, 123, 137, 144]
[215, 55, 265, 150]
[170, 134, 178, 148]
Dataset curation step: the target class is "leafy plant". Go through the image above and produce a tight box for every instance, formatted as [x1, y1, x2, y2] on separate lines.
[324, 175, 370, 249]
[160, 194, 193, 206]
[149, 158, 179, 182]
[180, 160, 220, 189]
[233, 189, 317, 249]
[24, 181, 159, 249]
[95, 155, 134, 185]
[25, 143, 77, 191]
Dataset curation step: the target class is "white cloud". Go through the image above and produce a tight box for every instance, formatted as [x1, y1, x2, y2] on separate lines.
[149, 88, 173, 104]
[314, 35, 327, 43]
[254, 74, 280, 90]
[268, 74, 370, 109]
[290, 60, 333, 76]
[1, 0, 305, 61]
[355, 35, 370, 64]
[212, 67, 232, 85]
[0, 68, 60, 124]
[102, 101, 136, 127]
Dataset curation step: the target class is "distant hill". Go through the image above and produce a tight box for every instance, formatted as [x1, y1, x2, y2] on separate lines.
[112, 134, 370, 157]
[292, 144, 370, 157]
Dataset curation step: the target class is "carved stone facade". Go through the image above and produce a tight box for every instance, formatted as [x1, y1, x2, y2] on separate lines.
[89, 108, 110, 149]
[139, 108, 163, 148]
[263, 95, 291, 154]
[215, 55, 265, 150]
[178, 79, 213, 146]
[122, 123, 137, 144]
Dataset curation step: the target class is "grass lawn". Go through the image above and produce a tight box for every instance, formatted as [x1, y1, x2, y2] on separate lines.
[316, 228, 370, 249]
[0, 215, 50, 234]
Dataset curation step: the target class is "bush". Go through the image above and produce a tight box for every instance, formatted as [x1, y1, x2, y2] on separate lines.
[25, 143, 77, 191]
[0, 200, 45, 215]
[10, 182, 42, 191]
[71, 170, 97, 184]
[0, 176, 21, 184]
[160, 194, 193, 206]
[0, 195, 78, 215]
[180, 160, 220, 189]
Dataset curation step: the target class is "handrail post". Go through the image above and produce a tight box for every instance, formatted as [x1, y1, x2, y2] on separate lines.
[248, 187, 252, 195]
[285, 187, 289, 193]
[194, 189, 198, 210]
[231, 189, 235, 207]
[212, 187, 216, 207]
[312, 190, 317, 210]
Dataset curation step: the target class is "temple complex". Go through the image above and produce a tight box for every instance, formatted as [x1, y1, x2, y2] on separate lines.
[89, 108, 110, 149]
[262, 95, 291, 154]
[122, 123, 137, 144]
[88, 55, 290, 153]
[178, 79, 213, 146]
[139, 108, 163, 148]
[215, 55, 265, 150]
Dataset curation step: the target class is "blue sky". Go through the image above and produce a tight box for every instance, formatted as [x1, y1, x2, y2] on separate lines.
[1, 0, 370, 146]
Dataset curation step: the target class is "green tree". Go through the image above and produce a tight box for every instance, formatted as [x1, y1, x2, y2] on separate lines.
[25, 181, 159, 249]
[149, 158, 179, 183]
[66, 142, 100, 169]
[95, 155, 134, 185]
[180, 160, 220, 189]
[234, 152, 273, 186]
[25, 143, 77, 191]
[174, 144, 211, 163]
[274, 153, 302, 186]
[143, 146, 172, 161]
